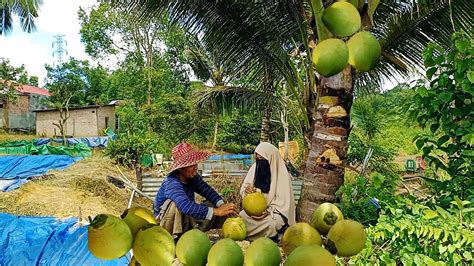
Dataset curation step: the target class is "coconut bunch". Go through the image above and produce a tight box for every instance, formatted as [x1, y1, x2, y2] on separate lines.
[312, 1, 381, 77]
[88, 207, 176, 265]
[280, 202, 366, 265]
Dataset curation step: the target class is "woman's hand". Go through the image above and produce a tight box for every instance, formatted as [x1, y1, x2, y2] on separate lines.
[214, 203, 238, 217]
[251, 210, 269, 220]
[245, 185, 256, 194]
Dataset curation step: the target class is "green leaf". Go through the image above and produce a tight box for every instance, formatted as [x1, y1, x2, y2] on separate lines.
[426, 67, 437, 80]
[430, 123, 440, 133]
[423, 209, 439, 219]
[461, 150, 474, 157]
[437, 135, 450, 146]
[439, 245, 448, 254]
[460, 133, 474, 145]
[418, 87, 429, 97]
[467, 71, 474, 83]
[455, 38, 470, 52]
[438, 91, 453, 103]
[463, 251, 473, 260]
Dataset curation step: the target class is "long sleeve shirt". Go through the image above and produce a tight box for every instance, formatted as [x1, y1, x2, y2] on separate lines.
[153, 173, 224, 220]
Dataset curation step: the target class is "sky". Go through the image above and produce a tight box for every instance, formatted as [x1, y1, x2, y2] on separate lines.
[0, 0, 98, 86]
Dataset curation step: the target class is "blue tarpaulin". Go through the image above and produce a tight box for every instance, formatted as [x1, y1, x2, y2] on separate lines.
[35, 136, 114, 148]
[0, 213, 129, 265]
[0, 155, 81, 192]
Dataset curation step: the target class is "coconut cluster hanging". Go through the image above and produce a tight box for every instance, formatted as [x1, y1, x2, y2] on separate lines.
[312, 1, 381, 77]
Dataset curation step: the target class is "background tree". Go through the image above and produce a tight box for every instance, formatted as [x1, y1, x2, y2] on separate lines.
[44, 59, 90, 144]
[0, 58, 38, 131]
[79, 2, 189, 104]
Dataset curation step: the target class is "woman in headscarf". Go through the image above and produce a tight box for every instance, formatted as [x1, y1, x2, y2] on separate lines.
[239, 142, 296, 241]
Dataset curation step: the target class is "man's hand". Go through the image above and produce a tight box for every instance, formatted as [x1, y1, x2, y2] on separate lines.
[251, 210, 269, 220]
[214, 203, 237, 217]
[245, 185, 256, 195]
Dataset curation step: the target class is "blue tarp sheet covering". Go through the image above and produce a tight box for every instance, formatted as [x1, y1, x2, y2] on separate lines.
[208, 154, 252, 160]
[0, 155, 81, 192]
[0, 213, 129, 265]
[35, 136, 114, 148]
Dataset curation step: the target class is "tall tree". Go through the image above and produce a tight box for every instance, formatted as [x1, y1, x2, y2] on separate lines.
[0, 0, 42, 35]
[44, 59, 91, 144]
[124, 0, 473, 221]
[0, 58, 38, 131]
[79, 2, 188, 104]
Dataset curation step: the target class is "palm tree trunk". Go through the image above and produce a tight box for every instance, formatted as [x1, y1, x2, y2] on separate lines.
[212, 119, 219, 150]
[298, 66, 353, 222]
[260, 105, 272, 142]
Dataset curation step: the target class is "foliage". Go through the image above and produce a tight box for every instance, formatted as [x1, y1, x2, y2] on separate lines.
[0, 59, 35, 102]
[44, 58, 111, 106]
[410, 31, 474, 200]
[336, 172, 398, 226]
[106, 132, 168, 168]
[0, 0, 41, 36]
[216, 110, 261, 152]
[78, 2, 190, 103]
[350, 196, 474, 265]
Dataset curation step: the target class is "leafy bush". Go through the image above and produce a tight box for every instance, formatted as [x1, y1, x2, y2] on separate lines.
[106, 133, 170, 168]
[336, 172, 398, 225]
[410, 31, 473, 200]
[350, 196, 474, 265]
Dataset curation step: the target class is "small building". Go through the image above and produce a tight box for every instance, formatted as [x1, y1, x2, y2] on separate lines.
[34, 103, 119, 137]
[0, 83, 51, 132]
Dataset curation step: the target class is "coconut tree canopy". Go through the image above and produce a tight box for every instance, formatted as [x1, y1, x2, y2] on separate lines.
[0, 0, 43, 36]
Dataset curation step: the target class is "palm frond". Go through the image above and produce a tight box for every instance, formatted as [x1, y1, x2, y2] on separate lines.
[1, 0, 42, 35]
[195, 85, 283, 116]
[0, 6, 13, 35]
[377, 0, 473, 73]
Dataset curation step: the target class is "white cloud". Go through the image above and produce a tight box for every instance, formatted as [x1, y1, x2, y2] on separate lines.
[0, 0, 98, 86]
[0, 35, 51, 84]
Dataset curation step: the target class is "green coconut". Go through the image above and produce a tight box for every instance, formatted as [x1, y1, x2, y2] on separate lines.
[322, 1, 361, 37]
[121, 210, 150, 237]
[242, 192, 268, 216]
[207, 238, 244, 266]
[126, 206, 156, 224]
[347, 31, 381, 71]
[327, 219, 367, 257]
[133, 224, 175, 266]
[176, 229, 211, 266]
[312, 38, 349, 77]
[281, 222, 322, 255]
[244, 237, 281, 266]
[88, 214, 133, 260]
[222, 217, 247, 241]
[284, 245, 336, 266]
[310, 202, 344, 235]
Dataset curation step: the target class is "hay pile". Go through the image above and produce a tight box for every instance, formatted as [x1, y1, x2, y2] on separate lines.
[0, 152, 152, 219]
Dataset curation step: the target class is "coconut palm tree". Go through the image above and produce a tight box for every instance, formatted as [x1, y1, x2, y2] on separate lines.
[122, 0, 473, 221]
[0, 0, 42, 35]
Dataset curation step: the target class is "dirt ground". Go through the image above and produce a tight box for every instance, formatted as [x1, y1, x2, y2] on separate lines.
[0, 151, 153, 220]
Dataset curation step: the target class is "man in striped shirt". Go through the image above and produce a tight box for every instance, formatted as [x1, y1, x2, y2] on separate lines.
[154, 142, 236, 238]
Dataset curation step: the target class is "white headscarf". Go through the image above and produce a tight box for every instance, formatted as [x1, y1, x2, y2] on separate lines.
[240, 142, 296, 225]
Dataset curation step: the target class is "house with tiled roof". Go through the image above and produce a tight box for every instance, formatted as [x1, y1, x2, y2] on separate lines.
[0, 81, 51, 132]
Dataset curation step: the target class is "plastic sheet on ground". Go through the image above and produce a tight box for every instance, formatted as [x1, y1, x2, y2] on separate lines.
[0, 155, 81, 192]
[0, 142, 91, 157]
[0, 213, 129, 265]
[35, 136, 114, 148]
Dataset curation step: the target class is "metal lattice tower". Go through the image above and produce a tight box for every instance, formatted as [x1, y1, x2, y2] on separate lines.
[52, 35, 68, 66]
